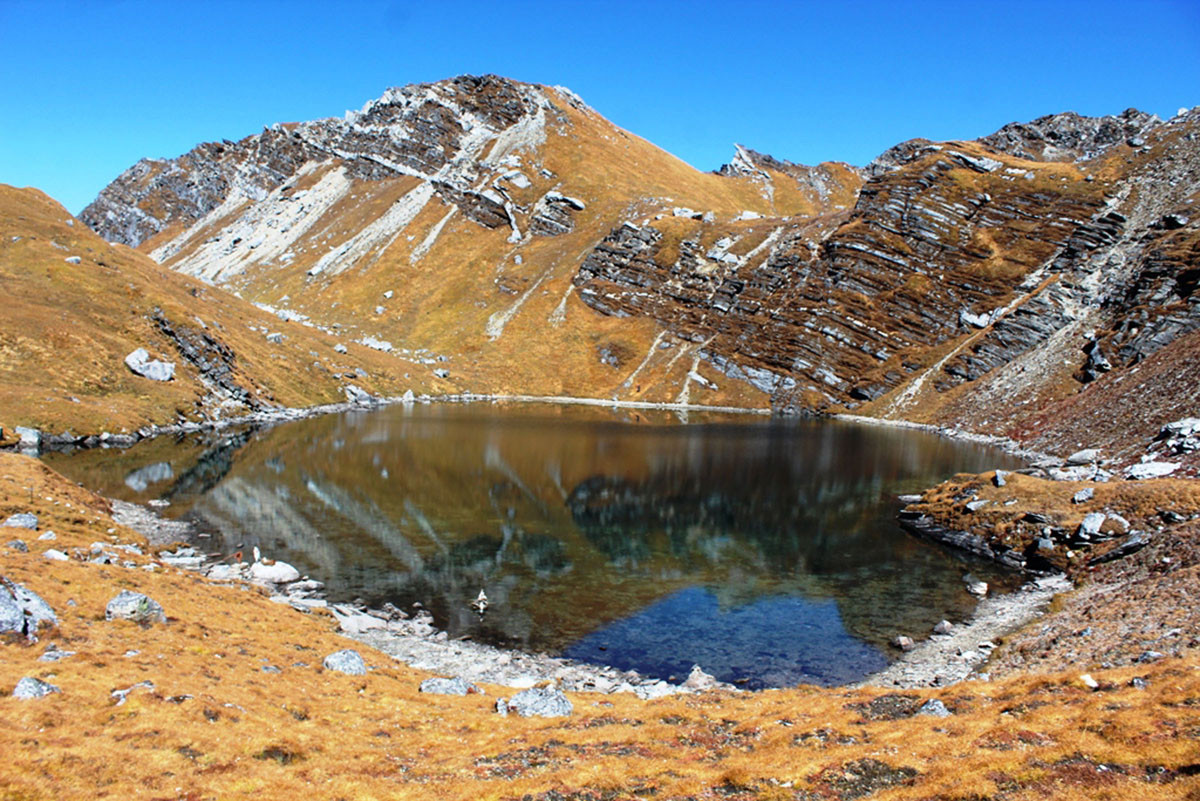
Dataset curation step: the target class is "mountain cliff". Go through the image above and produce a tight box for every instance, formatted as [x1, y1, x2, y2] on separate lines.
[65, 77, 1200, 470]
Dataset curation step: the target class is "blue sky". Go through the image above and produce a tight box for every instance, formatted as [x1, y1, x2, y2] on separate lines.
[2, 0, 1198, 213]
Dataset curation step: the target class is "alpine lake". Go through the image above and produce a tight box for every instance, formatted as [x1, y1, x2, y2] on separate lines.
[46, 402, 1025, 689]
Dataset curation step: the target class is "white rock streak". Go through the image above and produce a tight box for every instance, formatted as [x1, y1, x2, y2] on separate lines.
[307, 182, 435, 278]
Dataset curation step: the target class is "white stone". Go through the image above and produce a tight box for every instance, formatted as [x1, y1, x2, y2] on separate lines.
[1127, 461, 1180, 480]
[249, 560, 301, 584]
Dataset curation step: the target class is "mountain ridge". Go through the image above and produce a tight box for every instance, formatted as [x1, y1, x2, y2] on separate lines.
[18, 76, 1200, 475]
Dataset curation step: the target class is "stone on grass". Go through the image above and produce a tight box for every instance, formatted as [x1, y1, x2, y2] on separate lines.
[1072, 487, 1095, 504]
[323, 649, 367, 675]
[917, 699, 951, 717]
[42, 549, 68, 561]
[506, 686, 573, 717]
[1127, 461, 1180, 480]
[6, 540, 27, 552]
[0, 577, 56, 637]
[1079, 512, 1106, 537]
[1066, 449, 1102, 465]
[993, 470, 1008, 487]
[13, 677, 60, 700]
[419, 676, 480, 696]
[124, 348, 175, 382]
[3, 513, 37, 530]
[105, 590, 166, 624]
[37, 531, 56, 541]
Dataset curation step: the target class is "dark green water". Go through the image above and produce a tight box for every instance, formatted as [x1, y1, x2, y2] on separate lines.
[46, 403, 1023, 687]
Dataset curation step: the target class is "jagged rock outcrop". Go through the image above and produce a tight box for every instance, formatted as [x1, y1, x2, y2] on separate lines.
[978, 108, 1160, 162]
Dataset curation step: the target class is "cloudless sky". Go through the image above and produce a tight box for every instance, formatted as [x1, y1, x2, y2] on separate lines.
[2, 0, 1198, 213]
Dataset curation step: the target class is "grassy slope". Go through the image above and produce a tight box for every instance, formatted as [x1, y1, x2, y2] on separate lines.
[2, 452, 1199, 800]
[0, 185, 424, 442]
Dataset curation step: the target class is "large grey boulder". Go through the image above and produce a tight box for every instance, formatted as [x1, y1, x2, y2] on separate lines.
[124, 348, 175, 382]
[1127, 461, 1180, 480]
[1066, 448, 1102, 465]
[13, 677, 60, 700]
[505, 686, 573, 717]
[0, 577, 56, 637]
[105, 590, 166, 624]
[323, 649, 367, 675]
[2, 513, 37, 530]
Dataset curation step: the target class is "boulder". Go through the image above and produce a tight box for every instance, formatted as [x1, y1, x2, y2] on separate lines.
[249, 560, 301, 584]
[323, 649, 367, 675]
[13, 677, 60, 700]
[892, 635, 915, 652]
[1066, 448, 1102, 465]
[42, 549, 68, 561]
[1072, 487, 1095, 504]
[0, 577, 57, 637]
[419, 677, 480, 696]
[506, 686, 573, 717]
[105, 590, 166, 624]
[1079, 512, 1106, 537]
[124, 348, 175, 382]
[933, 620, 954, 635]
[1127, 461, 1180, 480]
[993, 470, 1008, 488]
[344, 385, 372, 405]
[3, 513, 37, 530]
[917, 699, 951, 717]
[682, 664, 719, 691]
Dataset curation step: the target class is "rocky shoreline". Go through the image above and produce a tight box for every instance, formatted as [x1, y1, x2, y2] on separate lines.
[113, 498, 731, 699]
[113, 485, 1075, 697]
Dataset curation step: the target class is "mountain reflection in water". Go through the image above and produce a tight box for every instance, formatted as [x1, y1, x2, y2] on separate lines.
[47, 403, 1023, 687]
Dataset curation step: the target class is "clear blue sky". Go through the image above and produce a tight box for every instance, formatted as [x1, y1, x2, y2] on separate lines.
[2, 0, 1198, 213]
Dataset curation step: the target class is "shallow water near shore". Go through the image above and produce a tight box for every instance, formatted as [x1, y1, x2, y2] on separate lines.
[47, 402, 1023, 688]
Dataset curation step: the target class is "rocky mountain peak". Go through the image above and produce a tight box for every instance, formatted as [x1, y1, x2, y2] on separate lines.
[80, 74, 561, 248]
[977, 107, 1161, 162]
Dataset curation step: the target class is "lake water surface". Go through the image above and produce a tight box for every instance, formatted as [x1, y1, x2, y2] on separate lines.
[47, 403, 1023, 688]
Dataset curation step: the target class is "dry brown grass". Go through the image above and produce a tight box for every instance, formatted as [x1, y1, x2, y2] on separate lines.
[0, 185, 419, 443]
[1, 454, 1199, 799]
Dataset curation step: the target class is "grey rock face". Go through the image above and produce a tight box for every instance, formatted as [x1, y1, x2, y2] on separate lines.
[506, 686, 573, 717]
[419, 676, 480, 695]
[323, 649, 367, 675]
[105, 590, 167, 624]
[13, 677, 60, 700]
[3, 513, 38, 530]
[978, 108, 1160, 162]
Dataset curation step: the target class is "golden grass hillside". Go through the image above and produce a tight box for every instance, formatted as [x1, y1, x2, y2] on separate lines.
[0, 185, 419, 442]
[2, 453, 1200, 800]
